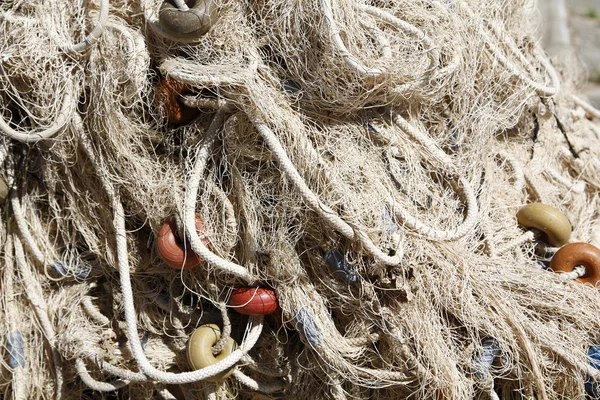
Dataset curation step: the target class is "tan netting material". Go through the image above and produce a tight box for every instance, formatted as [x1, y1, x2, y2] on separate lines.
[1, 0, 600, 398]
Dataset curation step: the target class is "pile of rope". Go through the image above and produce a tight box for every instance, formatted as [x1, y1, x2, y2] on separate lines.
[2, 0, 600, 398]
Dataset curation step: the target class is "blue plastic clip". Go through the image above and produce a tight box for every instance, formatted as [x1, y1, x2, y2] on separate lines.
[324, 250, 358, 285]
[295, 308, 322, 347]
[51, 261, 91, 279]
[473, 337, 500, 380]
[585, 345, 600, 398]
[7, 331, 25, 369]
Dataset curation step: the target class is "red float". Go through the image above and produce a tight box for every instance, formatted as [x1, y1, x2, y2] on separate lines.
[156, 214, 209, 270]
[229, 287, 279, 316]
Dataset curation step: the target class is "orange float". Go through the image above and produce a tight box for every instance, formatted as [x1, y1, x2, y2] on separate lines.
[156, 214, 209, 270]
[153, 77, 198, 125]
[549, 242, 600, 286]
[229, 287, 279, 316]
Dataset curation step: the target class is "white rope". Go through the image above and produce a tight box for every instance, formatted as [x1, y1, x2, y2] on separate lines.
[232, 370, 286, 393]
[534, 242, 560, 259]
[545, 167, 586, 194]
[77, 119, 117, 199]
[181, 96, 232, 111]
[391, 112, 453, 166]
[489, 388, 500, 400]
[459, 1, 560, 97]
[323, 2, 442, 85]
[117, 191, 264, 383]
[572, 94, 600, 119]
[61, 0, 109, 53]
[487, 21, 539, 77]
[494, 231, 535, 256]
[496, 151, 525, 192]
[363, 24, 392, 60]
[0, 143, 8, 167]
[425, 0, 462, 79]
[83, 125, 261, 383]
[156, 385, 179, 400]
[105, 21, 149, 97]
[320, 0, 386, 77]
[480, 20, 560, 96]
[390, 113, 479, 240]
[10, 193, 46, 265]
[100, 362, 148, 382]
[0, 80, 75, 143]
[356, 4, 440, 73]
[77, 111, 265, 384]
[81, 296, 111, 326]
[160, 58, 255, 87]
[212, 304, 232, 355]
[183, 111, 257, 282]
[171, 0, 190, 11]
[557, 265, 585, 281]
[249, 116, 403, 265]
[211, 185, 238, 252]
[75, 358, 129, 391]
[523, 170, 551, 205]
[13, 236, 64, 399]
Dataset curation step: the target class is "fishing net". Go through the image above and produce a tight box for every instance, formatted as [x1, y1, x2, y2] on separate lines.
[1, 0, 600, 398]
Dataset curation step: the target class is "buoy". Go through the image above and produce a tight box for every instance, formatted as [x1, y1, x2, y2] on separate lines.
[549, 242, 600, 286]
[158, 0, 219, 41]
[153, 77, 198, 125]
[229, 287, 279, 315]
[156, 214, 208, 270]
[516, 203, 571, 247]
[187, 324, 237, 382]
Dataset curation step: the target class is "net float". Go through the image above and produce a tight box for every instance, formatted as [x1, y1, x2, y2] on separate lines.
[516, 203, 571, 247]
[153, 77, 198, 125]
[158, 0, 219, 41]
[229, 287, 279, 315]
[156, 214, 208, 270]
[550, 242, 600, 286]
[187, 324, 237, 382]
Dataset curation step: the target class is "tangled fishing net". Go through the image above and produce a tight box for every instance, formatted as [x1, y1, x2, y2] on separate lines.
[2, 0, 600, 398]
